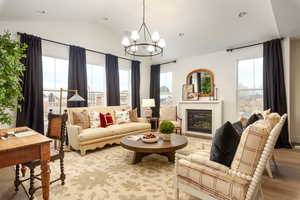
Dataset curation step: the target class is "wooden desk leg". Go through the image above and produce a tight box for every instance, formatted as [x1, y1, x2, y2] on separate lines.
[40, 143, 50, 200]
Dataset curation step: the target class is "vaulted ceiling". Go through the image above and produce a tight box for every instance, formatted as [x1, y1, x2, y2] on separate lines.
[0, 0, 299, 62]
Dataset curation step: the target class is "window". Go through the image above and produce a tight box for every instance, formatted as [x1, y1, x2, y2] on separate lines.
[237, 57, 263, 117]
[160, 72, 173, 105]
[87, 64, 105, 106]
[119, 67, 131, 106]
[42, 56, 69, 122]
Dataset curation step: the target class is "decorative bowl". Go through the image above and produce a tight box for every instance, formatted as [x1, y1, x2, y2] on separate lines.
[141, 133, 159, 143]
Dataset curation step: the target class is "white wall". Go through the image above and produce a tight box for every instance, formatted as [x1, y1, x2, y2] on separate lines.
[161, 46, 264, 123]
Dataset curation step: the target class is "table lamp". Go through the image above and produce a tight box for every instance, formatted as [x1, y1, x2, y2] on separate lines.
[142, 99, 155, 118]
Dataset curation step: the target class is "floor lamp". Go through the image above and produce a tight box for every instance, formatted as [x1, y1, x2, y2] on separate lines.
[58, 88, 85, 151]
[59, 88, 85, 114]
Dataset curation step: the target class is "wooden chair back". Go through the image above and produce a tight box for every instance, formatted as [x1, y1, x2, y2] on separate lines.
[160, 106, 177, 121]
[47, 110, 68, 142]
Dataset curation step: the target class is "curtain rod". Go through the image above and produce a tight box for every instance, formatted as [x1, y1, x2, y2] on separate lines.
[17, 32, 136, 62]
[158, 60, 177, 66]
[226, 37, 284, 52]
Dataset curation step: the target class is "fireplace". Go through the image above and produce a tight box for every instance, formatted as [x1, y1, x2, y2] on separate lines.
[187, 109, 212, 134]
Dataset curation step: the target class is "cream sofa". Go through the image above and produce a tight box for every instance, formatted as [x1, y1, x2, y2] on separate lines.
[67, 106, 151, 155]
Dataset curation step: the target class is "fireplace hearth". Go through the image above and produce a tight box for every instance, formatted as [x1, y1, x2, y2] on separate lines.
[187, 109, 212, 134]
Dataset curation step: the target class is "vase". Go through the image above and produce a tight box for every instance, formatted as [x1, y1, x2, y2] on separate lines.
[161, 133, 171, 141]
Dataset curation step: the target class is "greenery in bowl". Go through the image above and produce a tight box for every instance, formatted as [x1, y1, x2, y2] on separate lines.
[159, 120, 175, 134]
[0, 32, 27, 125]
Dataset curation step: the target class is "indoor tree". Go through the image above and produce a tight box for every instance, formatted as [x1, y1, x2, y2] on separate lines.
[0, 32, 27, 125]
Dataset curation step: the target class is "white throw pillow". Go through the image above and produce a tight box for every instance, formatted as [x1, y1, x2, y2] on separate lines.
[115, 110, 130, 124]
[89, 111, 100, 128]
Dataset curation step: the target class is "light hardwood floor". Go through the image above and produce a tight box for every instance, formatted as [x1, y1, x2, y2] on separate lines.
[0, 149, 299, 200]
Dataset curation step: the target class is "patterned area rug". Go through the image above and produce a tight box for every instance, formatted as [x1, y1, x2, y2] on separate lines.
[30, 137, 211, 200]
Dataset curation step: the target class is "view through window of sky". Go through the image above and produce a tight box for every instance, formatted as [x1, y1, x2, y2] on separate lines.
[237, 57, 263, 117]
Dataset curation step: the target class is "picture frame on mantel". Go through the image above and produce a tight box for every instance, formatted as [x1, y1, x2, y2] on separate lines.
[187, 92, 199, 101]
[182, 84, 194, 101]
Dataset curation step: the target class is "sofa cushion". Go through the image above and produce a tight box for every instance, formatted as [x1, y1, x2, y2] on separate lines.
[108, 122, 150, 134]
[73, 110, 90, 129]
[89, 111, 100, 128]
[210, 121, 240, 167]
[231, 119, 271, 176]
[232, 121, 244, 135]
[115, 110, 130, 124]
[68, 106, 130, 125]
[79, 122, 151, 142]
[129, 108, 139, 122]
[245, 113, 263, 127]
[79, 127, 115, 142]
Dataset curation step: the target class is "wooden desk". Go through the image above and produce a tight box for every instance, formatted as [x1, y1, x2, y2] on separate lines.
[0, 127, 51, 200]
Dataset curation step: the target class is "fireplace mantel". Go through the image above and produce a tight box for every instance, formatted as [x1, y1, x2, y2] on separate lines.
[178, 100, 223, 137]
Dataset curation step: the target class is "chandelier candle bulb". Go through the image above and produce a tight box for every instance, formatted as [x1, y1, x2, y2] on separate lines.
[121, 37, 130, 46]
[131, 30, 140, 41]
[151, 31, 160, 42]
[158, 39, 166, 48]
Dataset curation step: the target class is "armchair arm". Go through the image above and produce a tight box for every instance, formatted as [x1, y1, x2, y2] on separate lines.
[188, 154, 230, 173]
[136, 117, 148, 123]
[176, 115, 182, 121]
[67, 124, 82, 150]
[177, 159, 249, 185]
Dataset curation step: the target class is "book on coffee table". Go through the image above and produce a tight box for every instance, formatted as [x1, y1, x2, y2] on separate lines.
[127, 135, 142, 141]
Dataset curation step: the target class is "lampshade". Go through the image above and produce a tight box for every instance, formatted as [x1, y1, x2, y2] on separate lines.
[142, 99, 155, 107]
[68, 91, 85, 102]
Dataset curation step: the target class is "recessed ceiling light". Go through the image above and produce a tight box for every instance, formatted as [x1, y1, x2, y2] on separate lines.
[238, 11, 248, 18]
[36, 10, 46, 15]
[178, 33, 184, 37]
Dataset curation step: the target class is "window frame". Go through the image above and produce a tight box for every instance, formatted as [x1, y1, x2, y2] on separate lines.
[42, 56, 69, 127]
[119, 65, 131, 106]
[160, 71, 173, 106]
[236, 57, 264, 118]
[86, 63, 106, 107]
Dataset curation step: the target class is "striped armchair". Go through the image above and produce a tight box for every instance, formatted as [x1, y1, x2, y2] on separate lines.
[175, 113, 287, 200]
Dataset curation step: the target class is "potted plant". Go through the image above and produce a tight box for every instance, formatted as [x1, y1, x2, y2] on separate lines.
[0, 32, 27, 127]
[159, 120, 175, 141]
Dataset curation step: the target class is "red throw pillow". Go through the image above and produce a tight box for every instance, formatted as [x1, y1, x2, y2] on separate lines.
[99, 113, 114, 127]
[105, 113, 114, 125]
[99, 113, 107, 128]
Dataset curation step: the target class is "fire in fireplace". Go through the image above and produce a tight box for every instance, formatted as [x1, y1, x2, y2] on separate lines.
[187, 109, 212, 134]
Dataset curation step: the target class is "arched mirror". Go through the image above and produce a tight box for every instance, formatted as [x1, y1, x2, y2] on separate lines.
[186, 69, 214, 97]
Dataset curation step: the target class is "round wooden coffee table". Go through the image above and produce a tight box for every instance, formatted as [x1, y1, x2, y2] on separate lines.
[120, 134, 188, 164]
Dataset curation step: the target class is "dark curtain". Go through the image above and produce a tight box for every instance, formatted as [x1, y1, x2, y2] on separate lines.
[263, 39, 291, 148]
[16, 33, 44, 134]
[150, 64, 160, 117]
[106, 54, 120, 106]
[67, 46, 88, 107]
[131, 60, 141, 117]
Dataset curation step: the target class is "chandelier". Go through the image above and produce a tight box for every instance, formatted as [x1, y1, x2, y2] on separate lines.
[121, 0, 166, 57]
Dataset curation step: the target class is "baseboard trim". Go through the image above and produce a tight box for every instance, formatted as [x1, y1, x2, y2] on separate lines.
[185, 133, 212, 140]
